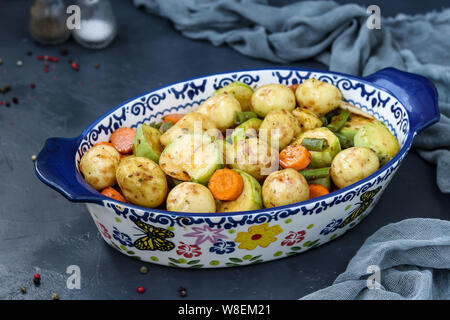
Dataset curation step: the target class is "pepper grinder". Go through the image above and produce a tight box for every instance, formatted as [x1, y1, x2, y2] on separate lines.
[72, 0, 117, 49]
[29, 0, 71, 45]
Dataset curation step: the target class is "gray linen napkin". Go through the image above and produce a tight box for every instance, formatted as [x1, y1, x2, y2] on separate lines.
[300, 218, 450, 300]
[134, 0, 450, 193]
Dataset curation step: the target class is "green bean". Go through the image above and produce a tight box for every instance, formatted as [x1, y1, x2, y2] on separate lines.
[299, 167, 331, 180]
[309, 176, 331, 190]
[301, 138, 329, 152]
[335, 132, 353, 149]
[160, 121, 173, 133]
[327, 109, 350, 132]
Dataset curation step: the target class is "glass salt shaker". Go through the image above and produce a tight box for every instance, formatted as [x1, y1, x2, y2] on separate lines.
[29, 0, 71, 45]
[72, 0, 118, 49]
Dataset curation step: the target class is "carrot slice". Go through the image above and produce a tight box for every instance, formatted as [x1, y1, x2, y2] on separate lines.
[110, 127, 136, 154]
[309, 184, 330, 199]
[93, 141, 115, 148]
[208, 168, 244, 201]
[163, 113, 185, 124]
[279, 145, 311, 170]
[101, 187, 127, 203]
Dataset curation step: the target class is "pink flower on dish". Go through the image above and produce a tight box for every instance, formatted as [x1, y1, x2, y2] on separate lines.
[176, 242, 202, 258]
[281, 230, 306, 246]
[96, 221, 111, 239]
[183, 225, 228, 245]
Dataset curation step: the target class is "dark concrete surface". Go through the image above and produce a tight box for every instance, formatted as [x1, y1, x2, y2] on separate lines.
[0, 0, 449, 300]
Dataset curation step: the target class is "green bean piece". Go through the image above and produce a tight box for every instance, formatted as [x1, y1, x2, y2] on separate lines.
[149, 121, 162, 130]
[301, 138, 329, 152]
[327, 109, 350, 132]
[309, 176, 331, 190]
[335, 132, 353, 149]
[160, 121, 173, 133]
[234, 111, 258, 125]
[299, 167, 331, 180]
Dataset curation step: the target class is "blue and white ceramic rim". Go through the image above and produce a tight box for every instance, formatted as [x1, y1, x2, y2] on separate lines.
[35, 67, 440, 268]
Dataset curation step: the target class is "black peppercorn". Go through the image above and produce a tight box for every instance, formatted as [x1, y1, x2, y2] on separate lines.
[5, 101, 10, 107]
[178, 286, 187, 298]
[12, 97, 19, 104]
[26, 50, 33, 56]
[59, 48, 68, 56]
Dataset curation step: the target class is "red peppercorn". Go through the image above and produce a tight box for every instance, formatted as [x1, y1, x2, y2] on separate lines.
[44, 67, 49, 73]
[0, 101, 3, 106]
[71, 62, 79, 71]
[137, 286, 145, 294]
[33, 273, 41, 285]
[51, 57, 59, 62]
[30, 83, 36, 89]
[37, 55, 44, 61]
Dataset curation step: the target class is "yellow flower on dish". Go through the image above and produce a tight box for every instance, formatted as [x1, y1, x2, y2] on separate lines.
[234, 223, 283, 250]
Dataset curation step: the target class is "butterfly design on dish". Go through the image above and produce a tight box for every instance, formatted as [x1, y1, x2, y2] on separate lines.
[133, 219, 175, 251]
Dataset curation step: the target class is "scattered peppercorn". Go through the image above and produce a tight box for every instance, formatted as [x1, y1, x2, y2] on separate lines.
[17, 60, 23, 67]
[30, 83, 36, 89]
[3, 84, 11, 93]
[139, 266, 148, 274]
[59, 48, 68, 56]
[179, 286, 187, 298]
[33, 273, 41, 285]
[71, 62, 79, 71]
[5, 101, 10, 107]
[94, 63, 100, 69]
[44, 67, 49, 73]
[0, 58, 3, 65]
[137, 286, 145, 294]
[32, 155, 37, 161]
[51, 293, 59, 300]
[12, 97, 18, 104]
[37, 55, 44, 61]
[44, 62, 49, 67]
[20, 286, 27, 294]
[68, 58, 74, 63]
[0, 101, 3, 106]
[26, 50, 33, 56]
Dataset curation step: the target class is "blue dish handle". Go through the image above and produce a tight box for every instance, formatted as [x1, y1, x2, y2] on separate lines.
[364, 67, 440, 134]
[34, 137, 103, 204]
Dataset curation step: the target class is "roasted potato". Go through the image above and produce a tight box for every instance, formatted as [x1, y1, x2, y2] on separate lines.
[262, 168, 309, 208]
[116, 157, 168, 208]
[251, 84, 296, 117]
[227, 137, 278, 181]
[160, 112, 219, 146]
[166, 182, 216, 213]
[79, 144, 120, 191]
[259, 109, 300, 150]
[292, 108, 323, 132]
[330, 147, 379, 189]
[295, 79, 343, 116]
[196, 93, 242, 131]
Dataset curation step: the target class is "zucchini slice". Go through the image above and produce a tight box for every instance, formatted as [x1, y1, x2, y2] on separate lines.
[214, 81, 254, 111]
[159, 133, 223, 185]
[132, 124, 163, 163]
[339, 114, 375, 142]
[293, 127, 341, 168]
[217, 169, 263, 212]
[231, 118, 262, 143]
